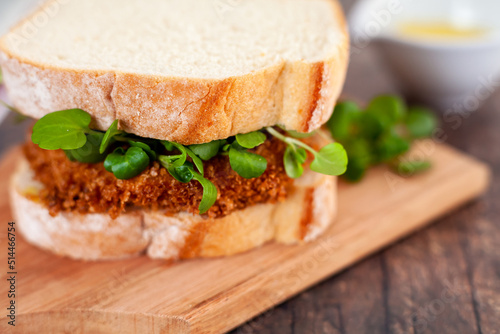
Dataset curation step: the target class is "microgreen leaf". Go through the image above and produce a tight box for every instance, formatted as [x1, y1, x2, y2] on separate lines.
[358, 112, 384, 140]
[344, 156, 368, 182]
[164, 160, 216, 214]
[396, 160, 432, 177]
[104, 147, 150, 179]
[343, 139, 372, 182]
[32, 109, 92, 150]
[189, 140, 225, 161]
[284, 146, 307, 178]
[266, 126, 348, 178]
[310, 143, 348, 176]
[191, 171, 217, 214]
[158, 155, 181, 169]
[162, 141, 175, 151]
[405, 107, 438, 139]
[376, 134, 410, 163]
[327, 101, 361, 141]
[235, 131, 266, 149]
[229, 146, 267, 179]
[65, 132, 107, 163]
[327, 96, 437, 182]
[128, 140, 157, 160]
[168, 162, 195, 183]
[366, 95, 406, 127]
[161, 141, 187, 168]
[286, 130, 316, 139]
[64, 150, 76, 161]
[295, 147, 307, 164]
[100, 120, 125, 153]
[186, 148, 204, 175]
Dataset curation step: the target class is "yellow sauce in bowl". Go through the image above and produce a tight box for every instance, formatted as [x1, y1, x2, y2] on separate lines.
[398, 22, 488, 41]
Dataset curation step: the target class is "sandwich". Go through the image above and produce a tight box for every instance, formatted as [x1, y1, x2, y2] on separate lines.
[0, 0, 349, 260]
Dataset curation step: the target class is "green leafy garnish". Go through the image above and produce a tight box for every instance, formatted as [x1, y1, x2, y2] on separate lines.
[104, 147, 150, 179]
[286, 130, 316, 139]
[326, 101, 361, 141]
[283, 146, 307, 178]
[160, 160, 216, 214]
[229, 144, 268, 179]
[189, 140, 224, 160]
[161, 142, 204, 174]
[191, 170, 217, 214]
[186, 148, 204, 175]
[310, 143, 348, 176]
[235, 131, 267, 149]
[167, 163, 195, 183]
[405, 107, 438, 138]
[266, 127, 348, 178]
[366, 95, 405, 127]
[65, 132, 107, 163]
[128, 141, 157, 160]
[161, 141, 188, 168]
[32, 109, 93, 150]
[396, 160, 432, 176]
[376, 133, 410, 163]
[326, 96, 438, 182]
[342, 139, 371, 182]
[100, 120, 125, 153]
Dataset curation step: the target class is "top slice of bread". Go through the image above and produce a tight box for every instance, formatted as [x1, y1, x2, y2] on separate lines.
[0, 0, 349, 144]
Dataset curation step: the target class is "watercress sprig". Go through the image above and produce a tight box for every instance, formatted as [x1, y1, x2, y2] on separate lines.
[265, 127, 348, 178]
[228, 142, 268, 179]
[31, 109, 98, 150]
[326, 96, 438, 182]
[104, 146, 150, 179]
[100, 120, 124, 153]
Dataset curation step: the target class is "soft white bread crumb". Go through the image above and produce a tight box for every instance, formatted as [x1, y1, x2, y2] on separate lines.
[0, 0, 349, 144]
[2, 0, 343, 78]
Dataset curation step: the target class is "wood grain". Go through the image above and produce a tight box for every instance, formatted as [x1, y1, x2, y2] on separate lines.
[0, 141, 489, 333]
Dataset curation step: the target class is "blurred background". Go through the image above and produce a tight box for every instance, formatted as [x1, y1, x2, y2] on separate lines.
[344, 0, 500, 112]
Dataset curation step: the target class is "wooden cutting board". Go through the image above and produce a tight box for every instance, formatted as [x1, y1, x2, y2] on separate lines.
[0, 141, 490, 333]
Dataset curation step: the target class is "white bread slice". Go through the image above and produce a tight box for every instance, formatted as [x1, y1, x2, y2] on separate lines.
[10, 158, 337, 261]
[0, 0, 349, 145]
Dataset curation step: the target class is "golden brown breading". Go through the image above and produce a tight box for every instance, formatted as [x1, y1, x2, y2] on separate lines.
[24, 138, 294, 219]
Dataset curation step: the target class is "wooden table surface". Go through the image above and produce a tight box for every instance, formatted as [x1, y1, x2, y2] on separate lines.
[1, 2, 499, 333]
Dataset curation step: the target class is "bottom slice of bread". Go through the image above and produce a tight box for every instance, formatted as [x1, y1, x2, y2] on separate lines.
[10, 158, 337, 261]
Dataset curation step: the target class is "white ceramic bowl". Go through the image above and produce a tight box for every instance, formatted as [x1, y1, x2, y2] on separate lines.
[348, 0, 500, 111]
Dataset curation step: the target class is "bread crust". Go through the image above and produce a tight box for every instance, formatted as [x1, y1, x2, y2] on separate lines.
[0, 0, 349, 144]
[10, 158, 337, 261]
